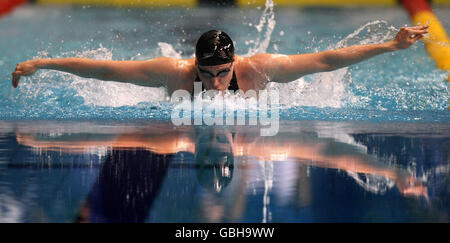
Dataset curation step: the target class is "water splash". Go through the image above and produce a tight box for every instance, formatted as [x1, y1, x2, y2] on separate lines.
[2, 6, 448, 120]
[157, 42, 183, 59]
[346, 171, 395, 195]
[245, 0, 276, 56]
[335, 20, 398, 48]
[20, 45, 168, 108]
[267, 21, 401, 109]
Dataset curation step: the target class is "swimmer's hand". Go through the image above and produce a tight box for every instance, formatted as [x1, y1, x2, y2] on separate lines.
[390, 25, 429, 50]
[12, 60, 39, 88]
[395, 171, 428, 198]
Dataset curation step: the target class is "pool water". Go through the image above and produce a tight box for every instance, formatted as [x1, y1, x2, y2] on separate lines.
[0, 120, 449, 223]
[0, 2, 449, 223]
[0, 4, 448, 120]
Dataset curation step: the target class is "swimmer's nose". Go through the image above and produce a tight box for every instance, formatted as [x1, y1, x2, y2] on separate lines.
[212, 77, 221, 89]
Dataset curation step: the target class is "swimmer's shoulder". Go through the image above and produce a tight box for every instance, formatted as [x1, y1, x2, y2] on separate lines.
[234, 54, 273, 90]
[232, 55, 247, 74]
[174, 58, 196, 80]
[166, 58, 197, 93]
[234, 54, 274, 71]
[143, 56, 195, 70]
[175, 58, 196, 71]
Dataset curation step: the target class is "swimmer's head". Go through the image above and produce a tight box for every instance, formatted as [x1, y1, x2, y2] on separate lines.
[195, 30, 234, 66]
[195, 30, 235, 91]
[194, 127, 234, 193]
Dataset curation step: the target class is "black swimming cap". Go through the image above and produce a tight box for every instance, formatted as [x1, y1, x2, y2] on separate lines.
[195, 30, 234, 66]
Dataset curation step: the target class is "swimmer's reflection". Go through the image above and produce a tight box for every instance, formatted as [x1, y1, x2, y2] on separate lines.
[76, 149, 172, 223]
[195, 127, 234, 193]
[15, 124, 428, 222]
[75, 127, 235, 222]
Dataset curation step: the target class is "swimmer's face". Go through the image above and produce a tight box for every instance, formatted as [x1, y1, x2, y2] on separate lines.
[194, 128, 234, 193]
[195, 129, 233, 156]
[196, 62, 234, 91]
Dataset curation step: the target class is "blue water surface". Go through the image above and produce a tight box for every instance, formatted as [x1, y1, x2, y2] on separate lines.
[0, 5, 448, 121]
[0, 120, 448, 223]
[1, 4, 449, 224]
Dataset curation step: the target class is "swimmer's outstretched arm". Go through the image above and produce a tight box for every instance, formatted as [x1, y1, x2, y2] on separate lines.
[250, 25, 428, 83]
[11, 57, 180, 88]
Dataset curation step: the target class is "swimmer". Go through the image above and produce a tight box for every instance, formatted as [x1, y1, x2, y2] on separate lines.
[12, 26, 428, 94]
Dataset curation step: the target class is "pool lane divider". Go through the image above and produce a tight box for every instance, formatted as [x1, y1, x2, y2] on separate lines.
[0, 0, 26, 18]
[402, 0, 449, 85]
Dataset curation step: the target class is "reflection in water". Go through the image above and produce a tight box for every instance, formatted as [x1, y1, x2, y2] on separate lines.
[0, 121, 448, 222]
[77, 127, 236, 223]
[194, 127, 235, 194]
[77, 150, 172, 223]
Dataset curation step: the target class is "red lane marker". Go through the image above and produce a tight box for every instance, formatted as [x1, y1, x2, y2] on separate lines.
[401, 0, 432, 17]
[0, 0, 27, 18]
